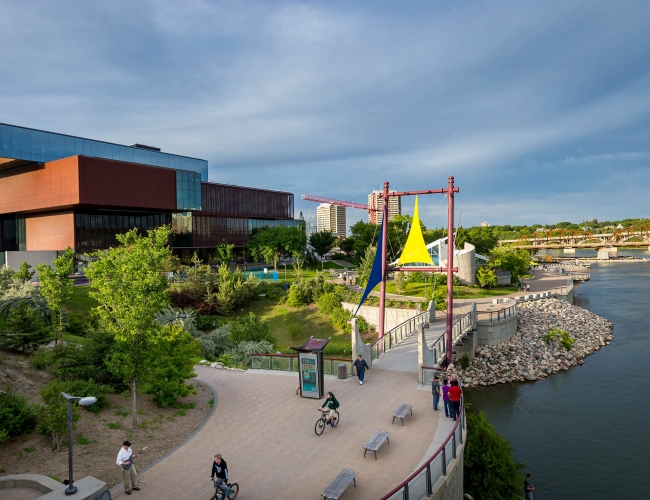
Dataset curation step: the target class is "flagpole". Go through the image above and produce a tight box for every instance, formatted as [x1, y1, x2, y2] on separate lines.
[446, 176, 455, 367]
[378, 181, 389, 351]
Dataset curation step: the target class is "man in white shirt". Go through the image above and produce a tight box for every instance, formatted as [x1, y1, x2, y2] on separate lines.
[116, 440, 140, 495]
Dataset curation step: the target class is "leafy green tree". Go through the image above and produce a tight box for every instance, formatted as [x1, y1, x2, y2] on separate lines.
[246, 226, 307, 270]
[338, 237, 355, 258]
[394, 271, 407, 295]
[0, 300, 51, 353]
[456, 227, 498, 255]
[216, 243, 235, 265]
[349, 221, 378, 262]
[15, 262, 35, 282]
[35, 380, 80, 450]
[85, 227, 172, 427]
[0, 266, 16, 290]
[464, 411, 524, 500]
[36, 248, 75, 344]
[230, 312, 276, 347]
[488, 247, 531, 282]
[144, 324, 200, 406]
[476, 268, 498, 288]
[308, 231, 337, 261]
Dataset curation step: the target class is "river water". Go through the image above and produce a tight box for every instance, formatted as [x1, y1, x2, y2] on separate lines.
[465, 249, 650, 500]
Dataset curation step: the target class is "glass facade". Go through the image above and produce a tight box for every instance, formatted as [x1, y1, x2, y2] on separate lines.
[74, 210, 172, 253]
[0, 213, 25, 251]
[0, 122, 208, 180]
[248, 218, 305, 235]
[171, 212, 193, 247]
[201, 183, 293, 218]
[176, 170, 202, 211]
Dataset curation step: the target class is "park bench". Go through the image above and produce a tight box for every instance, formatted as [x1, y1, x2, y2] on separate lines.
[363, 430, 390, 460]
[392, 403, 413, 425]
[321, 468, 357, 499]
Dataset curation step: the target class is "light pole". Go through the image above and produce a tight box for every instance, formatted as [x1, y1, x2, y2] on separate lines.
[61, 393, 97, 495]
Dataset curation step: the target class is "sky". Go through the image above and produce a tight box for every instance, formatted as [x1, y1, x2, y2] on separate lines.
[2, 0, 650, 230]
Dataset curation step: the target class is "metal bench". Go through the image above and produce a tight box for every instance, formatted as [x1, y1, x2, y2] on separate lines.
[322, 468, 357, 499]
[363, 430, 390, 460]
[392, 403, 413, 425]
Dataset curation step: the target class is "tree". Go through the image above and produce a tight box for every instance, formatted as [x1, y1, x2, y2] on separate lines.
[456, 227, 498, 255]
[464, 411, 524, 500]
[394, 271, 406, 295]
[216, 243, 235, 265]
[339, 237, 355, 258]
[488, 247, 531, 282]
[85, 227, 172, 427]
[0, 300, 51, 353]
[144, 324, 201, 406]
[476, 267, 498, 288]
[35, 380, 80, 450]
[246, 226, 306, 270]
[15, 262, 35, 282]
[355, 246, 376, 287]
[36, 248, 75, 344]
[308, 231, 337, 261]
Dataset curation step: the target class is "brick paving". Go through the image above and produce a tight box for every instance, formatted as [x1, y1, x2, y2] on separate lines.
[130, 366, 439, 500]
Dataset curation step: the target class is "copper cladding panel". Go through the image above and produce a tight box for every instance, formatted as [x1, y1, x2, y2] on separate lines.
[0, 157, 80, 214]
[26, 211, 75, 251]
[77, 157, 176, 210]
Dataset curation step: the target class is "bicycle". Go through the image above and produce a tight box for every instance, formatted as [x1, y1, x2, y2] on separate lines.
[315, 407, 339, 436]
[209, 480, 239, 500]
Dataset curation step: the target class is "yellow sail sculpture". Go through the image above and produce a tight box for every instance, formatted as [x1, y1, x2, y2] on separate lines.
[396, 196, 434, 266]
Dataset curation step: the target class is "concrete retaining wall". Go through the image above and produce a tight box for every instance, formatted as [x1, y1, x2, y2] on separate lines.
[341, 302, 423, 331]
[476, 314, 518, 346]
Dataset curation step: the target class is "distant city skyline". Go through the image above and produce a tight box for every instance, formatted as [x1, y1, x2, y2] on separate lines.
[2, 1, 650, 227]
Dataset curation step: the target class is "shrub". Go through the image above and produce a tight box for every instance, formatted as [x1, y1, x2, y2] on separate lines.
[219, 353, 235, 367]
[57, 379, 114, 413]
[476, 268, 498, 288]
[0, 300, 52, 353]
[65, 312, 91, 337]
[0, 389, 36, 437]
[35, 381, 80, 450]
[433, 287, 447, 310]
[460, 354, 470, 369]
[194, 314, 220, 332]
[0, 429, 8, 443]
[317, 293, 341, 315]
[287, 323, 301, 340]
[331, 252, 347, 260]
[544, 327, 575, 350]
[286, 284, 307, 307]
[230, 313, 276, 347]
[330, 307, 352, 333]
[197, 325, 233, 360]
[258, 282, 287, 301]
[230, 340, 274, 366]
[464, 411, 524, 500]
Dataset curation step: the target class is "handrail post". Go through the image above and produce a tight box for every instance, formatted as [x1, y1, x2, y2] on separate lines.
[403, 484, 409, 500]
[452, 433, 457, 459]
[442, 447, 447, 476]
[426, 463, 432, 495]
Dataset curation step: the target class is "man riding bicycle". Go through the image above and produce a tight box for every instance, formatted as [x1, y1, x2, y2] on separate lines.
[209, 454, 232, 497]
[319, 391, 340, 426]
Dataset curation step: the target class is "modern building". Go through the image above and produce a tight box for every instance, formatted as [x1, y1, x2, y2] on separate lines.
[0, 122, 302, 267]
[316, 203, 346, 238]
[368, 190, 401, 225]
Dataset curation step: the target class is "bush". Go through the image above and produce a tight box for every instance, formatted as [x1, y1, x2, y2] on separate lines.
[230, 313, 276, 347]
[330, 307, 352, 333]
[65, 312, 91, 337]
[258, 282, 287, 301]
[197, 325, 233, 360]
[465, 411, 524, 500]
[331, 252, 347, 260]
[287, 323, 301, 340]
[230, 340, 274, 366]
[433, 287, 447, 310]
[194, 314, 220, 332]
[35, 381, 80, 450]
[317, 293, 342, 315]
[57, 379, 114, 413]
[286, 284, 307, 307]
[544, 327, 575, 350]
[476, 268, 498, 288]
[0, 389, 36, 437]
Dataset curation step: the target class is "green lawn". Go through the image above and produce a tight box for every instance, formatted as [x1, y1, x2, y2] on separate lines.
[239, 298, 357, 355]
[68, 286, 98, 316]
[274, 262, 349, 282]
[63, 333, 90, 345]
[384, 281, 518, 299]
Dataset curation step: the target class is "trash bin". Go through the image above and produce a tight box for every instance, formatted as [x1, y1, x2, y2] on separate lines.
[337, 363, 347, 379]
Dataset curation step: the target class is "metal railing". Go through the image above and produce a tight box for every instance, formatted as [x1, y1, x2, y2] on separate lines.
[477, 303, 517, 323]
[250, 354, 356, 377]
[427, 311, 474, 369]
[380, 399, 466, 500]
[370, 311, 429, 362]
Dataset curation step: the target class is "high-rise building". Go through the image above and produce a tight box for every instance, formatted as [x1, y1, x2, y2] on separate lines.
[368, 190, 401, 225]
[316, 203, 346, 238]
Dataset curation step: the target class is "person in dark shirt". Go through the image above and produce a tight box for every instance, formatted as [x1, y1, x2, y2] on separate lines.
[209, 454, 231, 496]
[431, 376, 441, 412]
[353, 355, 369, 385]
[319, 391, 340, 426]
[524, 473, 535, 500]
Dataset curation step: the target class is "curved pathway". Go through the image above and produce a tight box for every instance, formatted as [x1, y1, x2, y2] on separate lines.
[131, 367, 441, 500]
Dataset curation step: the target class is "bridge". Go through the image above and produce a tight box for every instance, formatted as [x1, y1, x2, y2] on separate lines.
[500, 224, 650, 249]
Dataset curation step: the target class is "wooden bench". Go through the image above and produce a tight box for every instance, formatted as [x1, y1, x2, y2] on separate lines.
[363, 430, 390, 460]
[321, 468, 357, 499]
[392, 403, 413, 426]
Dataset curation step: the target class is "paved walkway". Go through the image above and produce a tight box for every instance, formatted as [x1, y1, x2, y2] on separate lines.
[131, 367, 440, 500]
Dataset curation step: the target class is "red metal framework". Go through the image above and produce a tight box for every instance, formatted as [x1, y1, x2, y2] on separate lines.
[301, 194, 378, 211]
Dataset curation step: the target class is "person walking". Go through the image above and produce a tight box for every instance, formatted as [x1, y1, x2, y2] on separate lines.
[441, 378, 451, 418]
[353, 354, 369, 385]
[526, 284, 531, 292]
[116, 441, 140, 495]
[448, 380, 463, 421]
[524, 473, 536, 500]
[431, 375, 441, 412]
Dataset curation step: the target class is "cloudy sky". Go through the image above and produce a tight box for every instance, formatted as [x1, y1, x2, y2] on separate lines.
[2, 0, 649, 229]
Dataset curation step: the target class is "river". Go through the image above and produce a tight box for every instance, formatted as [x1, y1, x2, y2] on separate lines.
[465, 249, 649, 500]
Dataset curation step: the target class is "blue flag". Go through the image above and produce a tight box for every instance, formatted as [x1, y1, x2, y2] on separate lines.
[354, 221, 384, 316]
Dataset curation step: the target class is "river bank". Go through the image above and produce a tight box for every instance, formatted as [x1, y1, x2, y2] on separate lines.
[456, 298, 613, 387]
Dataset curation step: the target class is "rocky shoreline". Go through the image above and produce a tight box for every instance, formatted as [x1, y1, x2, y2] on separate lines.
[456, 298, 613, 387]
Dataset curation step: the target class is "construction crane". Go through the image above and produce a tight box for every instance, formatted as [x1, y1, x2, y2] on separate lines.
[301, 194, 379, 211]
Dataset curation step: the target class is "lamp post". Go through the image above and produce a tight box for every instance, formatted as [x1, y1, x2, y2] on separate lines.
[61, 393, 97, 495]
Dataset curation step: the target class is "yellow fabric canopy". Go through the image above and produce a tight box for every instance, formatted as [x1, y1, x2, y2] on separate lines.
[397, 196, 433, 266]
